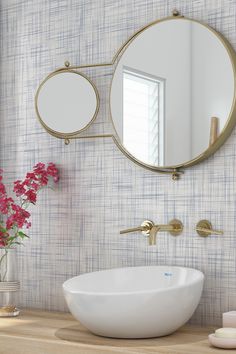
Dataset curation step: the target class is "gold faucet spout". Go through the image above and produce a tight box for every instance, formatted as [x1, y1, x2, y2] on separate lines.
[120, 219, 183, 246]
[149, 225, 160, 245]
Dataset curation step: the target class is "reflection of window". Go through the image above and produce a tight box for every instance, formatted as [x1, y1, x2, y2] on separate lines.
[123, 67, 165, 165]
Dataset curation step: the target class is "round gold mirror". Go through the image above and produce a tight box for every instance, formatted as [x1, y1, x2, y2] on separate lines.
[35, 70, 99, 139]
[110, 17, 236, 171]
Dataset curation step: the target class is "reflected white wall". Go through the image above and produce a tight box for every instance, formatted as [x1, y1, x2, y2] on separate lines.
[191, 24, 234, 156]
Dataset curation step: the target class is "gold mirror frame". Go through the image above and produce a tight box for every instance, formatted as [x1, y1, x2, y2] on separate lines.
[35, 68, 100, 140]
[109, 14, 236, 175]
[35, 11, 236, 179]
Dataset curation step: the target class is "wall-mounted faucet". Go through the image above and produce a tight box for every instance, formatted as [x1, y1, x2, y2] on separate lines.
[196, 220, 224, 237]
[120, 219, 183, 245]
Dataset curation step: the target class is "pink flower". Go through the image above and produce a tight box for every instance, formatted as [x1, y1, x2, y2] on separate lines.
[0, 162, 59, 245]
[6, 205, 31, 229]
[38, 172, 48, 186]
[25, 189, 37, 204]
[0, 173, 6, 196]
[0, 230, 9, 247]
[31, 182, 39, 191]
[47, 163, 59, 182]
[0, 197, 14, 214]
[25, 222, 31, 229]
[5, 215, 14, 230]
[26, 172, 38, 180]
[13, 162, 59, 202]
[0, 183, 6, 196]
[33, 163, 46, 175]
[13, 180, 26, 197]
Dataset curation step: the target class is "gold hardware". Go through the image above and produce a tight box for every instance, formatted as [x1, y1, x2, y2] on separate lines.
[120, 219, 183, 245]
[64, 60, 70, 68]
[196, 220, 224, 237]
[209, 117, 219, 146]
[69, 134, 114, 140]
[149, 225, 158, 245]
[169, 219, 184, 236]
[172, 169, 183, 180]
[64, 138, 70, 145]
[172, 9, 180, 17]
[120, 220, 154, 235]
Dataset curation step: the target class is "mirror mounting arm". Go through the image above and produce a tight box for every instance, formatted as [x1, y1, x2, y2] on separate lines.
[64, 135, 183, 180]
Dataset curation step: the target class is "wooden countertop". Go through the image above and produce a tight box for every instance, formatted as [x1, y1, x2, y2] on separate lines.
[0, 310, 227, 353]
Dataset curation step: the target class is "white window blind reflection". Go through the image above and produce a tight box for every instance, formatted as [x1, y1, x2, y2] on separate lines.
[123, 67, 165, 165]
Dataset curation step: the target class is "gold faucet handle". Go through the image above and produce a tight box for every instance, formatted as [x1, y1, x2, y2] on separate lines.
[196, 227, 223, 235]
[120, 220, 154, 235]
[196, 220, 224, 237]
[120, 226, 146, 234]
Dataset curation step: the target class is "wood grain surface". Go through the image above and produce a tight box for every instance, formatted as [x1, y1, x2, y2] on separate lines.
[0, 310, 226, 353]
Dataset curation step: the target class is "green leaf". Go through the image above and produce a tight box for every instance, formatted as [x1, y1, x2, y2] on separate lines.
[0, 226, 7, 233]
[7, 236, 16, 242]
[18, 231, 29, 238]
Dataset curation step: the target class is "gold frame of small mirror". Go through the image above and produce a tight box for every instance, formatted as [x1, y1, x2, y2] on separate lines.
[35, 65, 100, 140]
[35, 10, 236, 179]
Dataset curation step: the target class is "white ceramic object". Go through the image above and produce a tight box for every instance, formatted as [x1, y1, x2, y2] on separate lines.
[215, 327, 236, 338]
[223, 311, 236, 328]
[63, 266, 204, 338]
[209, 334, 236, 349]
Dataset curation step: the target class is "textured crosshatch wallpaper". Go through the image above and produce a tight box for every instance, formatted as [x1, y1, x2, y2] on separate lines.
[1, 0, 236, 326]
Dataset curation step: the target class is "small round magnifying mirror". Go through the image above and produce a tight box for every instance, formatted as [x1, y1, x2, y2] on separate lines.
[35, 70, 99, 138]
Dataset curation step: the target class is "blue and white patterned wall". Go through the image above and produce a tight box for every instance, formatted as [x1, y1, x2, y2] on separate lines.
[1, 0, 236, 326]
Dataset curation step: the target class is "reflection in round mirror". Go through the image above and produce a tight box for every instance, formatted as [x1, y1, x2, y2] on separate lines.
[110, 18, 236, 169]
[36, 71, 99, 137]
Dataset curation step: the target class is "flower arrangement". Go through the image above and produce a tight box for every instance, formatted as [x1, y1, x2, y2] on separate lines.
[0, 162, 59, 282]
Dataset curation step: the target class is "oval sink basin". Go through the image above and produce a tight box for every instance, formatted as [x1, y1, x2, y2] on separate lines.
[63, 266, 204, 338]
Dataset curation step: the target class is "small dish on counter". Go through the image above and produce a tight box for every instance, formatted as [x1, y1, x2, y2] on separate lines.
[209, 332, 236, 349]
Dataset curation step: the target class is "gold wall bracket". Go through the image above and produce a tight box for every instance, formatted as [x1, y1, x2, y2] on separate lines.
[196, 220, 224, 237]
[63, 134, 183, 180]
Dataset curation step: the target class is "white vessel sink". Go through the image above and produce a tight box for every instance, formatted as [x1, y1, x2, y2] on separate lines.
[63, 266, 204, 338]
